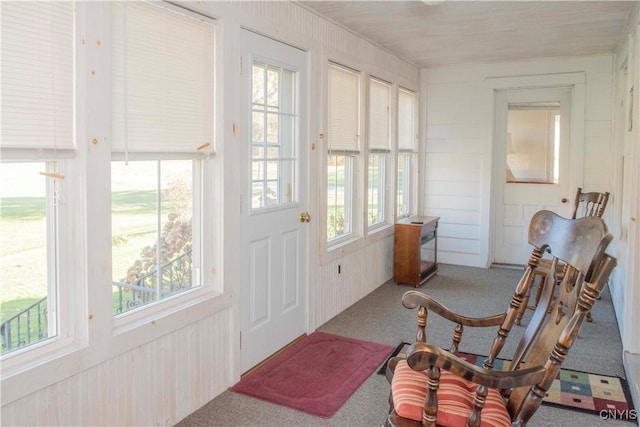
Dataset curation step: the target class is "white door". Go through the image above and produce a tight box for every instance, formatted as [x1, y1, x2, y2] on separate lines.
[493, 87, 573, 265]
[239, 30, 309, 372]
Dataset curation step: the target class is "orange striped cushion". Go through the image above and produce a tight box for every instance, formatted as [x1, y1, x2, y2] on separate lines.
[391, 359, 511, 427]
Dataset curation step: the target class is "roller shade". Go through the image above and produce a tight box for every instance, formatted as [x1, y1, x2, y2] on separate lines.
[328, 63, 359, 152]
[369, 78, 391, 151]
[111, 2, 215, 153]
[398, 88, 416, 151]
[1, 2, 74, 151]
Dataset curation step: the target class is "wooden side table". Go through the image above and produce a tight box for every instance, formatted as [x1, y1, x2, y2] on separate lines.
[393, 215, 439, 287]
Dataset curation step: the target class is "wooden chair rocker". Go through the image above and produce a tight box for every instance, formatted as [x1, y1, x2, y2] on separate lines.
[516, 188, 610, 325]
[385, 210, 615, 427]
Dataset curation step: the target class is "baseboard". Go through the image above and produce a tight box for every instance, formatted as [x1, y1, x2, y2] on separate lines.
[240, 333, 307, 378]
[623, 351, 640, 425]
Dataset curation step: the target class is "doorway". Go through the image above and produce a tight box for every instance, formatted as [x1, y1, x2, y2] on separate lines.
[493, 86, 573, 265]
[239, 29, 309, 372]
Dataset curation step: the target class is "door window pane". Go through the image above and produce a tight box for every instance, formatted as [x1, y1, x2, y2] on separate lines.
[1, 162, 57, 354]
[112, 160, 198, 315]
[251, 62, 297, 210]
[506, 103, 560, 184]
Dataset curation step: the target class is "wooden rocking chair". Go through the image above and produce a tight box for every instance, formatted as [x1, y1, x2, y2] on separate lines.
[516, 188, 610, 325]
[385, 210, 615, 427]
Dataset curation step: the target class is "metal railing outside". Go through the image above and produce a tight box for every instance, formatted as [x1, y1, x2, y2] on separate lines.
[113, 250, 193, 315]
[1, 296, 48, 354]
[1, 250, 194, 354]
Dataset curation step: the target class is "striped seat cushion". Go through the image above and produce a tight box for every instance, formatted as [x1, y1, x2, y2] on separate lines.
[391, 359, 511, 427]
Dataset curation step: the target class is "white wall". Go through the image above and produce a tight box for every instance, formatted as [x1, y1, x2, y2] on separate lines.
[422, 55, 616, 268]
[611, 1, 640, 411]
[611, 1, 640, 355]
[0, 1, 417, 425]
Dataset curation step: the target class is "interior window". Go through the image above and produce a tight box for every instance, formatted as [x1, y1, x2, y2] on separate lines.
[506, 102, 561, 184]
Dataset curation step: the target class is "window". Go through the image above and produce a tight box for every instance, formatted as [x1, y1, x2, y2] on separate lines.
[251, 62, 297, 210]
[397, 88, 417, 218]
[1, 1, 74, 355]
[397, 153, 412, 218]
[368, 154, 385, 226]
[0, 163, 59, 355]
[368, 78, 391, 228]
[327, 63, 360, 242]
[506, 103, 561, 184]
[111, 160, 200, 315]
[111, 2, 214, 316]
[327, 154, 354, 239]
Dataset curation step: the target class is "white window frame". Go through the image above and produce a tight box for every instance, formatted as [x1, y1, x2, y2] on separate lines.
[327, 62, 362, 247]
[367, 77, 393, 232]
[110, 156, 207, 319]
[397, 87, 419, 219]
[0, 1, 82, 367]
[396, 152, 415, 219]
[0, 158, 85, 371]
[327, 153, 355, 242]
[110, 1, 219, 327]
[367, 152, 387, 228]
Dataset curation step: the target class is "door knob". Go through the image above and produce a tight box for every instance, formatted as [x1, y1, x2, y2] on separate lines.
[299, 211, 311, 223]
[561, 198, 568, 203]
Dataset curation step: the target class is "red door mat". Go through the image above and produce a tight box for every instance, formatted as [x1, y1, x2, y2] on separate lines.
[231, 332, 394, 418]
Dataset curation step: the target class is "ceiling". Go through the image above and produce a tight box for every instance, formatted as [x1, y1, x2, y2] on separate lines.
[298, 1, 636, 69]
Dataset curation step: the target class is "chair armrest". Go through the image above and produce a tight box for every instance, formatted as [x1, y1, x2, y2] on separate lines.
[402, 290, 506, 328]
[385, 355, 404, 383]
[406, 342, 546, 390]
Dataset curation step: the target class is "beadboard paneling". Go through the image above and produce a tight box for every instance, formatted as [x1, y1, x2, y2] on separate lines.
[316, 234, 394, 326]
[1, 308, 232, 427]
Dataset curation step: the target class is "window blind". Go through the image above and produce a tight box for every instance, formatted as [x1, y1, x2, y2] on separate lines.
[398, 88, 416, 151]
[328, 63, 359, 152]
[1, 2, 74, 151]
[111, 2, 215, 153]
[369, 78, 391, 151]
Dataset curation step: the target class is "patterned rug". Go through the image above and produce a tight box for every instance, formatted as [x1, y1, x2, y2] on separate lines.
[380, 343, 634, 418]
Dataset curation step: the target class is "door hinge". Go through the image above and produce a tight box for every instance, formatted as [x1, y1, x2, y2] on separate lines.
[240, 331, 242, 349]
[240, 56, 243, 75]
